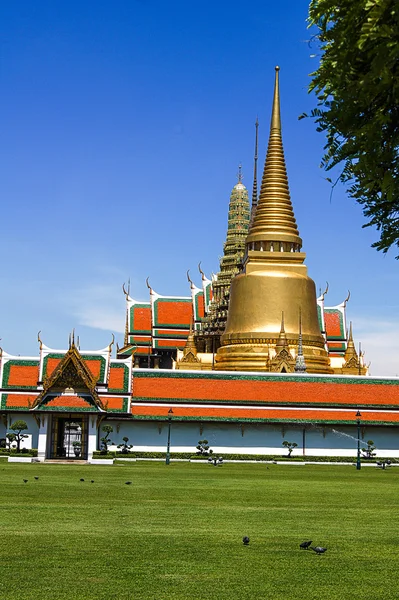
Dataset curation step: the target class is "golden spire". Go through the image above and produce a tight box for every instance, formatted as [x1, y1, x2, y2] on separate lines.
[294, 309, 307, 373]
[250, 118, 259, 225]
[275, 312, 288, 352]
[246, 66, 302, 251]
[344, 321, 358, 363]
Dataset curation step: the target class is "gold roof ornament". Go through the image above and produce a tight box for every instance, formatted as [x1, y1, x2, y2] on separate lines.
[216, 67, 332, 374]
[176, 316, 201, 369]
[341, 321, 367, 375]
[32, 342, 105, 410]
[246, 66, 302, 251]
[269, 312, 295, 372]
[294, 308, 307, 373]
[250, 117, 259, 227]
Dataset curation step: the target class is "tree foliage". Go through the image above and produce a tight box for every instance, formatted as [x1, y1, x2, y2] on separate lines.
[196, 439, 213, 456]
[361, 439, 377, 458]
[8, 420, 29, 453]
[117, 436, 133, 454]
[305, 0, 399, 255]
[100, 424, 113, 453]
[282, 441, 298, 457]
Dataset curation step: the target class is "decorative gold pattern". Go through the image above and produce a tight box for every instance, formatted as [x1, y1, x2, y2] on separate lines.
[32, 342, 105, 410]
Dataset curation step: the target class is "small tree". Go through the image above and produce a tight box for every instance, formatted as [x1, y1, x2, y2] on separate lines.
[117, 436, 133, 454]
[100, 425, 113, 453]
[361, 440, 376, 459]
[196, 439, 213, 456]
[6, 432, 17, 450]
[8, 420, 29, 453]
[282, 441, 298, 457]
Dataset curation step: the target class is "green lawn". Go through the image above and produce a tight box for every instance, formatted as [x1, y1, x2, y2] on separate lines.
[0, 461, 398, 600]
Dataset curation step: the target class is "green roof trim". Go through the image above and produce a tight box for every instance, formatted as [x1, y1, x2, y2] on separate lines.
[130, 414, 399, 426]
[153, 329, 188, 339]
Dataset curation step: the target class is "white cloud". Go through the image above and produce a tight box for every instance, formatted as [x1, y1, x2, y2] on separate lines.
[66, 283, 125, 333]
[355, 317, 399, 377]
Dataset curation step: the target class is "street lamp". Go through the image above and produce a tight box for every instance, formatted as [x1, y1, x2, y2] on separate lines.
[356, 410, 362, 470]
[166, 408, 174, 465]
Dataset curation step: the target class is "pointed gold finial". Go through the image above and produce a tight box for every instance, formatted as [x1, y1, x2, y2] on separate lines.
[37, 330, 43, 350]
[237, 164, 243, 183]
[294, 308, 307, 373]
[343, 321, 361, 371]
[246, 66, 302, 253]
[275, 312, 288, 351]
[250, 118, 259, 228]
[271, 66, 281, 131]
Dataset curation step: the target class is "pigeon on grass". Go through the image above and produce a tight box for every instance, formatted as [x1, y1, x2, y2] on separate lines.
[310, 546, 327, 555]
[299, 540, 312, 550]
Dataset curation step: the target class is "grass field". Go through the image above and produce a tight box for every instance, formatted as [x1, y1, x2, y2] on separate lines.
[0, 460, 398, 600]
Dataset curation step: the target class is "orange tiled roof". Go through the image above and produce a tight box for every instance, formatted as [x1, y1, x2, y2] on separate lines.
[133, 373, 399, 408]
[154, 299, 192, 327]
[42, 395, 94, 409]
[6, 364, 38, 387]
[3, 393, 38, 408]
[108, 366, 127, 391]
[131, 404, 399, 423]
[131, 305, 152, 332]
[324, 310, 344, 339]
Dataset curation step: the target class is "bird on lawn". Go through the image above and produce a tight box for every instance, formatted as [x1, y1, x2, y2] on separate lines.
[125, 481, 132, 485]
[299, 540, 312, 550]
[23, 479, 28, 483]
[310, 546, 327, 555]
[242, 536, 250, 546]
[80, 478, 85, 482]
[91, 480, 95, 483]
[34, 476, 39, 480]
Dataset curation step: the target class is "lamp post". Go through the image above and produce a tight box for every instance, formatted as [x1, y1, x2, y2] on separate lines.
[166, 408, 173, 465]
[356, 409, 362, 471]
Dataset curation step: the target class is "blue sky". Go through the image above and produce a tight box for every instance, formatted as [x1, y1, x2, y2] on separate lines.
[1, 0, 398, 375]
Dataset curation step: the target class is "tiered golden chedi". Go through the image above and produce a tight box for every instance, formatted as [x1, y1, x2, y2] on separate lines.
[216, 67, 333, 373]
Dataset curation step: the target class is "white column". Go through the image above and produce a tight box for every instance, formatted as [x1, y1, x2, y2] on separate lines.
[37, 415, 48, 462]
[87, 416, 97, 460]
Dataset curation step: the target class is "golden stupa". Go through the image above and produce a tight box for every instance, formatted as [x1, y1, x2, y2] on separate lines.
[215, 67, 333, 374]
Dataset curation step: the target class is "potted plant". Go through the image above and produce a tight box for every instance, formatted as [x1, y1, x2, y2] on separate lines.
[72, 441, 82, 457]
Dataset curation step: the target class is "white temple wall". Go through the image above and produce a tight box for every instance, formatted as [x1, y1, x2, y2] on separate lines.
[104, 420, 399, 457]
